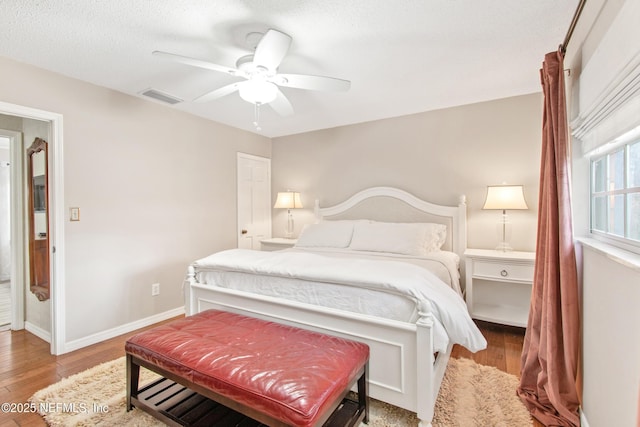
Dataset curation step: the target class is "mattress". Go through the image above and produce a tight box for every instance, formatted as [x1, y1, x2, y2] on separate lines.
[192, 248, 485, 353]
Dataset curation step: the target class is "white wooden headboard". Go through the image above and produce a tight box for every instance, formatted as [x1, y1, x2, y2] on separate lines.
[314, 186, 467, 257]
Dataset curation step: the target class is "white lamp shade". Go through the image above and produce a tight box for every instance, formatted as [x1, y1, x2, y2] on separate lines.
[482, 185, 528, 210]
[274, 191, 303, 209]
[239, 80, 278, 104]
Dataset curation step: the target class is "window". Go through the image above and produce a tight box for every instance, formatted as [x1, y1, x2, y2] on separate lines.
[591, 138, 640, 249]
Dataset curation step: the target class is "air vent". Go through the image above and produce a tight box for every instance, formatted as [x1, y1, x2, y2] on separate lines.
[139, 88, 183, 105]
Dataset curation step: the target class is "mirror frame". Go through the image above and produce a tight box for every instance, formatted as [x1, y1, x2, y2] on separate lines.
[27, 137, 50, 301]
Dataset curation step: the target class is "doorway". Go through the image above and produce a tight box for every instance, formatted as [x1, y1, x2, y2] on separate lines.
[0, 136, 10, 330]
[0, 101, 64, 355]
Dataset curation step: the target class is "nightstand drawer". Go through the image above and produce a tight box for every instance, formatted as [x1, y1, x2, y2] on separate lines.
[473, 261, 534, 282]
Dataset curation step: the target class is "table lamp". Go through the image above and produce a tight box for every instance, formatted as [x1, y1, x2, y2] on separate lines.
[482, 185, 528, 251]
[274, 191, 303, 238]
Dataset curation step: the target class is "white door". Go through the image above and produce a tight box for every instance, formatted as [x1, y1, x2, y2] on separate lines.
[237, 153, 271, 249]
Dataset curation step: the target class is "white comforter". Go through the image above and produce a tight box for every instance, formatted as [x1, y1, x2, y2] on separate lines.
[194, 249, 487, 353]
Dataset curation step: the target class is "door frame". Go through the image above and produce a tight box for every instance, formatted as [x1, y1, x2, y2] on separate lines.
[0, 101, 65, 355]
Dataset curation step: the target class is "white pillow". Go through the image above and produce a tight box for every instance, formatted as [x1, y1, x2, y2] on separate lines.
[295, 221, 356, 248]
[349, 222, 447, 255]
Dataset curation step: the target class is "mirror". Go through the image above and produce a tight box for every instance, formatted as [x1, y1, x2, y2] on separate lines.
[27, 137, 49, 301]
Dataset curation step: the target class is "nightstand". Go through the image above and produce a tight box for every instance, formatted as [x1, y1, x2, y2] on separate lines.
[260, 238, 297, 251]
[464, 248, 535, 327]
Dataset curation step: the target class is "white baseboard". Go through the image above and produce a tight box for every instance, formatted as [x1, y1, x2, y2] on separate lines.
[63, 307, 185, 354]
[25, 321, 52, 343]
[580, 408, 590, 427]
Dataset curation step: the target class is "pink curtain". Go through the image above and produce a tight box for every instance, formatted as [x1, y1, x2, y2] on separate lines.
[517, 49, 580, 426]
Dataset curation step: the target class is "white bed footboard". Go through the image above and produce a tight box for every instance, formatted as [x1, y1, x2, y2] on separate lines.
[185, 267, 450, 426]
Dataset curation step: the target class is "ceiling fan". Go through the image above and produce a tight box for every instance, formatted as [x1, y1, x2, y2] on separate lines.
[152, 29, 351, 118]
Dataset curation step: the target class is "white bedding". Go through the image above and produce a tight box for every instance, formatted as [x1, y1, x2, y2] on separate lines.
[193, 248, 486, 353]
[289, 247, 462, 294]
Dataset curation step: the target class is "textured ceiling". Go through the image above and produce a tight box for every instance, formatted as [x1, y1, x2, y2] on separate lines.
[0, 0, 579, 137]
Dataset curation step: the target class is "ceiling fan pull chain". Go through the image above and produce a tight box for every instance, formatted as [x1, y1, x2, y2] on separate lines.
[253, 103, 262, 131]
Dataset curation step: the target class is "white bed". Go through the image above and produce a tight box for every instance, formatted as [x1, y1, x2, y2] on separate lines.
[184, 187, 486, 427]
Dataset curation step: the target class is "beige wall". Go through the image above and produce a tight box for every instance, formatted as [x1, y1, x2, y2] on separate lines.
[580, 244, 640, 427]
[0, 56, 271, 344]
[272, 93, 542, 252]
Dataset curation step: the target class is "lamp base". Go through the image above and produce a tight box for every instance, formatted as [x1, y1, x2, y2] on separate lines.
[284, 210, 294, 239]
[495, 210, 513, 252]
[495, 242, 514, 252]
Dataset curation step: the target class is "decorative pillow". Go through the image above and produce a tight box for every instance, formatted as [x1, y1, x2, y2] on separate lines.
[421, 222, 448, 252]
[294, 221, 357, 248]
[349, 222, 447, 255]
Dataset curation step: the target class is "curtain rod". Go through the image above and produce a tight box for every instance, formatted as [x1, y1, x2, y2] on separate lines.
[560, 0, 587, 54]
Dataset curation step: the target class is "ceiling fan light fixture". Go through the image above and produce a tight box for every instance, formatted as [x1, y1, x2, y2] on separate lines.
[239, 80, 278, 105]
[154, 28, 350, 119]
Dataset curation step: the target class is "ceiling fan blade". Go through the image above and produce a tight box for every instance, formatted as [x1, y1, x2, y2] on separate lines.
[193, 82, 242, 103]
[152, 50, 240, 76]
[276, 74, 351, 92]
[268, 89, 294, 117]
[253, 29, 292, 71]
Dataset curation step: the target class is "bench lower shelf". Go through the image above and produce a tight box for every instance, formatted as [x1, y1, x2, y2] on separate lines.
[131, 377, 366, 427]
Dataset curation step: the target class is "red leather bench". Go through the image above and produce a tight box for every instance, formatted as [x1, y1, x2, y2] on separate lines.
[125, 310, 369, 426]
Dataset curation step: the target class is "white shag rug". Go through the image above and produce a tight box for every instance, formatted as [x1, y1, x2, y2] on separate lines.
[30, 357, 531, 426]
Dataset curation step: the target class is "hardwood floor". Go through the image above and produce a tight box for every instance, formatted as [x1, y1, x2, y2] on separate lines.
[451, 320, 526, 377]
[0, 318, 543, 426]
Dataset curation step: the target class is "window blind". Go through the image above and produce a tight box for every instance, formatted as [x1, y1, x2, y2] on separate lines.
[570, 0, 640, 155]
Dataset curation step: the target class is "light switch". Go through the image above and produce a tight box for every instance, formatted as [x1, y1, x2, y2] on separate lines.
[70, 207, 80, 221]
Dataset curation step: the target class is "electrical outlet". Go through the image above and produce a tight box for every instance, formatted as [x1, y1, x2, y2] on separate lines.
[151, 283, 160, 296]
